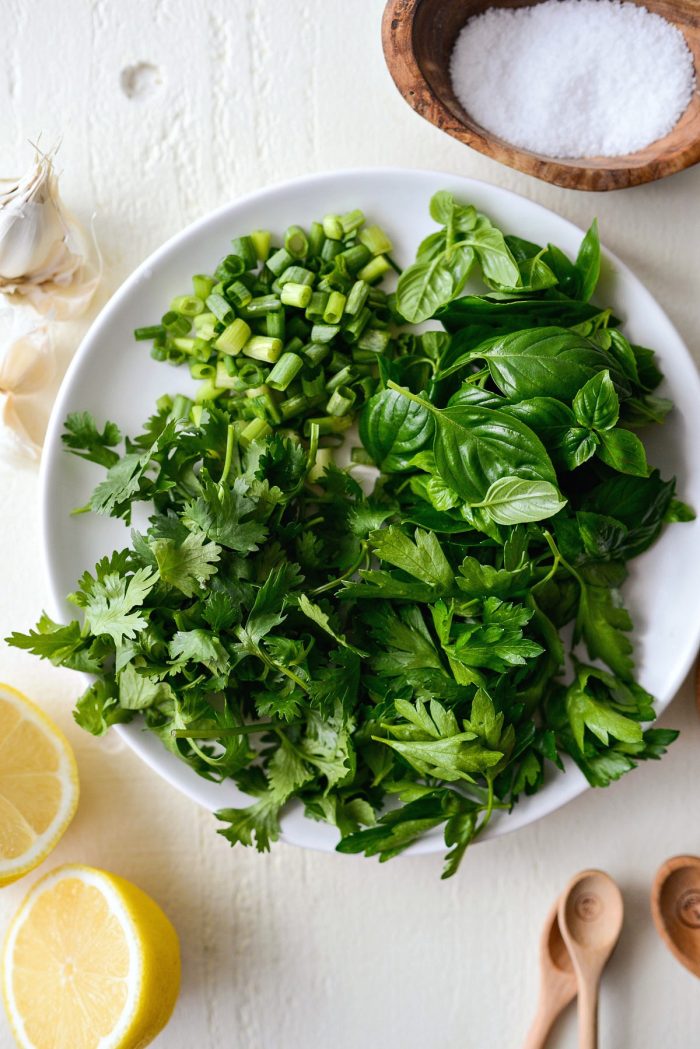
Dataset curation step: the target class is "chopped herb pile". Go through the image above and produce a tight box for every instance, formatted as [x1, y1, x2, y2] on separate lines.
[9, 193, 692, 877]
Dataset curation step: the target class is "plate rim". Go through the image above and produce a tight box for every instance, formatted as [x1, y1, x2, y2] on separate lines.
[39, 165, 700, 857]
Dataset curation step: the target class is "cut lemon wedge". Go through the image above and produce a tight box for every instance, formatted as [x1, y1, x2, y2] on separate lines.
[2, 864, 181, 1049]
[0, 683, 79, 887]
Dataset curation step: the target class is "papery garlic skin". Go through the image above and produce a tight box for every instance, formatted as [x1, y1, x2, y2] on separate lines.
[0, 151, 100, 319]
[0, 307, 54, 459]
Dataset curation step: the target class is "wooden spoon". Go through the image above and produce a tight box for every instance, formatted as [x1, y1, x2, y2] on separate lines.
[651, 854, 700, 978]
[558, 870, 624, 1049]
[522, 899, 577, 1049]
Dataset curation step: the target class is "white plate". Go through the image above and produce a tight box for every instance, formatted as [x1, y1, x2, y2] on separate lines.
[41, 168, 700, 856]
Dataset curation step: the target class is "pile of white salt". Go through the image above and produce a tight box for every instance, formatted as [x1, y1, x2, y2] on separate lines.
[449, 0, 696, 159]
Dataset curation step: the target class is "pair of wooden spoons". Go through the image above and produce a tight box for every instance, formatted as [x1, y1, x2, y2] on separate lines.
[524, 870, 623, 1049]
[525, 856, 700, 1048]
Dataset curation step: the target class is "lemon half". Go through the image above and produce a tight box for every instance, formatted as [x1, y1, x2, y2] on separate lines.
[0, 683, 79, 887]
[2, 864, 181, 1049]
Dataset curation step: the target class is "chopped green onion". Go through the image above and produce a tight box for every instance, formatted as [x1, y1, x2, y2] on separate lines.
[310, 323, 340, 344]
[342, 306, 372, 342]
[325, 364, 355, 392]
[267, 352, 304, 391]
[190, 362, 216, 380]
[226, 280, 253, 308]
[305, 291, 329, 320]
[357, 255, 391, 284]
[162, 311, 192, 336]
[239, 417, 272, 447]
[280, 394, 310, 420]
[134, 325, 165, 341]
[284, 335, 304, 355]
[303, 415, 353, 436]
[192, 312, 218, 341]
[308, 221, 325, 256]
[278, 265, 315, 287]
[192, 274, 215, 299]
[230, 236, 257, 270]
[170, 294, 205, 317]
[339, 244, 371, 274]
[281, 282, 313, 309]
[216, 360, 244, 390]
[266, 310, 285, 340]
[150, 345, 167, 362]
[345, 280, 370, 317]
[206, 293, 235, 325]
[359, 225, 393, 256]
[239, 295, 282, 317]
[320, 239, 343, 262]
[242, 335, 283, 363]
[301, 369, 326, 398]
[326, 385, 355, 417]
[358, 328, 391, 354]
[267, 248, 293, 277]
[171, 394, 193, 420]
[284, 225, 309, 259]
[340, 209, 365, 235]
[195, 380, 225, 403]
[250, 229, 271, 262]
[237, 362, 266, 386]
[156, 394, 173, 412]
[191, 404, 204, 427]
[215, 254, 246, 280]
[322, 214, 344, 240]
[302, 342, 330, 367]
[328, 349, 352, 373]
[323, 291, 346, 325]
[214, 318, 251, 355]
[172, 337, 199, 354]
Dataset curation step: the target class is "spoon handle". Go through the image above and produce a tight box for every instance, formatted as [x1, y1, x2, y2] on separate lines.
[577, 976, 599, 1049]
[522, 998, 558, 1049]
[522, 984, 573, 1049]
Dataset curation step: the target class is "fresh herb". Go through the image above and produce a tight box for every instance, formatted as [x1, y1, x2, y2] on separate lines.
[9, 194, 689, 877]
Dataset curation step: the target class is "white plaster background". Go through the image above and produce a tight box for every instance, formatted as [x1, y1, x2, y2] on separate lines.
[1, 2, 699, 1046]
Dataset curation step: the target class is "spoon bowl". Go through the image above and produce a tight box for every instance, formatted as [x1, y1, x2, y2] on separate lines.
[558, 870, 624, 1049]
[382, 0, 700, 191]
[651, 854, 700, 978]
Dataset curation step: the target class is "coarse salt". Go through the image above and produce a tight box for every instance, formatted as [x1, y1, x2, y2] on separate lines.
[449, 0, 696, 159]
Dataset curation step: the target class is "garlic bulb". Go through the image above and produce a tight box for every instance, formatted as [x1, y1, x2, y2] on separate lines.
[0, 307, 54, 460]
[0, 150, 100, 320]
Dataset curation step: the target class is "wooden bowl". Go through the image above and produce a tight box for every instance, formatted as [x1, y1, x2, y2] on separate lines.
[382, 0, 700, 191]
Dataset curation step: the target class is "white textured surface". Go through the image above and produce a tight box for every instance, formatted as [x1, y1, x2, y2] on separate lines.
[1, 2, 699, 1047]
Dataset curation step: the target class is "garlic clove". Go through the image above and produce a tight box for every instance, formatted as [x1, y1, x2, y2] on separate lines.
[0, 149, 100, 318]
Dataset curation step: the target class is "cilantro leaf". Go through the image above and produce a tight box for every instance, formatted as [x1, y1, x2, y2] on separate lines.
[153, 531, 221, 597]
[83, 567, 158, 645]
[62, 412, 122, 468]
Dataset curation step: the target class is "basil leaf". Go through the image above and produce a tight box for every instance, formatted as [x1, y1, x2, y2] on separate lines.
[574, 219, 601, 302]
[429, 191, 477, 231]
[573, 370, 619, 431]
[469, 218, 521, 288]
[559, 427, 599, 470]
[582, 470, 675, 558]
[473, 476, 567, 525]
[359, 388, 433, 472]
[576, 511, 628, 560]
[542, 243, 580, 298]
[597, 428, 648, 476]
[396, 247, 475, 323]
[389, 387, 557, 503]
[475, 327, 629, 401]
[501, 397, 575, 446]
